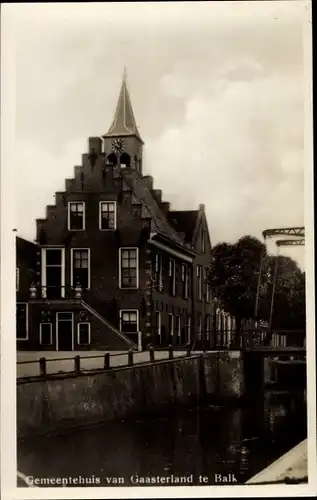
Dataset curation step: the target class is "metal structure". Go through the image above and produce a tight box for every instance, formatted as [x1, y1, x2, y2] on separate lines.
[254, 227, 305, 324]
[262, 227, 305, 239]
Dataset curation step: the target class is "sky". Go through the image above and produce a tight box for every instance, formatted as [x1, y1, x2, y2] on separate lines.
[3, 1, 311, 268]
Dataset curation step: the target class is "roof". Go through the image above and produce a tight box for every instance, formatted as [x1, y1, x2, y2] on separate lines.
[122, 170, 184, 246]
[104, 71, 143, 142]
[167, 210, 199, 243]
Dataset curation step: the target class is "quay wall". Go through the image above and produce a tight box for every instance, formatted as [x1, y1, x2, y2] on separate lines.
[17, 351, 244, 439]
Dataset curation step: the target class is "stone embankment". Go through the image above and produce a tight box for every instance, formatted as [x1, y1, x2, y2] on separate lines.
[17, 351, 244, 438]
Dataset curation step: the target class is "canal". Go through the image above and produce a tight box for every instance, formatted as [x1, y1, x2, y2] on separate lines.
[17, 389, 307, 486]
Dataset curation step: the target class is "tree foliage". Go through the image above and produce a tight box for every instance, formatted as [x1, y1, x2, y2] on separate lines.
[209, 235, 305, 331]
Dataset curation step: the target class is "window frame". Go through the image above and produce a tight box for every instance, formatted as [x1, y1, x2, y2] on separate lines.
[197, 265, 202, 301]
[68, 201, 86, 231]
[119, 247, 139, 290]
[99, 201, 117, 231]
[175, 315, 181, 338]
[77, 322, 91, 345]
[187, 315, 191, 342]
[16, 267, 19, 292]
[16, 302, 28, 341]
[155, 253, 163, 291]
[181, 263, 189, 299]
[197, 314, 202, 339]
[119, 309, 139, 334]
[155, 310, 161, 338]
[168, 313, 174, 336]
[41, 247, 65, 298]
[168, 258, 176, 296]
[70, 248, 91, 290]
[39, 323, 53, 346]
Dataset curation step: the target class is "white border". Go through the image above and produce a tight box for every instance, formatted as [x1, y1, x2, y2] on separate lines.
[0, 2, 316, 499]
[99, 201, 117, 230]
[119, 247, 139, 289]
[67, 201, 86, 231]
[16, 302, 28, 341]
[77, 322, 91, 346]
[70, 248, 91, 290]
[39, 323, 52, 346]
[56, 312, 74, 351]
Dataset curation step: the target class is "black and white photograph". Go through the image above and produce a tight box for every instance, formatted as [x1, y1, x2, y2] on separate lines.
[0, 1, 315, 498]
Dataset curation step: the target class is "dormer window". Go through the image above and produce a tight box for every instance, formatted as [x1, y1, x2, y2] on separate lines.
[99, 202, 116, 230]
[68, 202, 85, 231]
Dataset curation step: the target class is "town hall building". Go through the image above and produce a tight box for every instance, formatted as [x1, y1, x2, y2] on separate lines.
[16, 74, 232, 352]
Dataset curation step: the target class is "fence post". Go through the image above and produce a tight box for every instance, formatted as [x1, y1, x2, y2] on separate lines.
[74, 355, 80, 373]
[104, 353, 110, 370]
[168, 344, 173, 360]
[39, 357, 46, 376]
[128, 349, 134, 366]
[149, 346, 155, 362]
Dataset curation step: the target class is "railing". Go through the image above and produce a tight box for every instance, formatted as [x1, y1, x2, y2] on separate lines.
[17, 344, 196, 379]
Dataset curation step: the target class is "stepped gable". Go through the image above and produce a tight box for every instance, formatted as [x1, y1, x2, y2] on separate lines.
[122, 170, 184, 246]
[167, 210, 199, 243]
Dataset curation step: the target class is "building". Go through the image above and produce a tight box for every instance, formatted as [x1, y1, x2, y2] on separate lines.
[16, 73, 216, 352]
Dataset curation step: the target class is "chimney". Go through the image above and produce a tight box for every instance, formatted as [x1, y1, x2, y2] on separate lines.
[160, 202, 170, 214]
[153, 189, 162, 203]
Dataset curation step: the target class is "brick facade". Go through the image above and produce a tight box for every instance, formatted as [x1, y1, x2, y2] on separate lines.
[16, 75, 217, 352]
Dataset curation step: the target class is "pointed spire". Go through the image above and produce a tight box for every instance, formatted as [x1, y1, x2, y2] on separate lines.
[104, 69, 143, 142]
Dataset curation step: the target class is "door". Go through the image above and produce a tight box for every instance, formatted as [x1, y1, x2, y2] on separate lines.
[57, 312, 73, 351]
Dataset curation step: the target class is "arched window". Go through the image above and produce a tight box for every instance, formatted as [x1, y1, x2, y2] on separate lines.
[120, 153, 131, 168]
[107, 153, 117, 166]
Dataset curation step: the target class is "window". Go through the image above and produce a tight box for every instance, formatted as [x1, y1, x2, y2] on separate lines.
[99, 201, 116, 230]
[41, 248, 65, 299]
[181, 263, 189, 299]
[39, 323, 52, 345]
[68, 202, 85, 231]
[175, 315, 181, 339]
[154, 253, 163, 291]
[206, 283, 211, 303]
[197, 314, 202, 339]
[168, 259, 176, 296]
[197, 265, 202, 300]
[168, 313, 174, 336]
[201, 231, 205, 253]
[187, 316, 191, 342]
[119, 248, 139, 289]
[155, 311, 161, 339]
[77, 322, 91, 345]
[120, 310, 139, 333]
[71, 249, 90, 289]
[16, 303, 28, 340]
[206, 315, 212, 340]
[16, 267, 19, 292]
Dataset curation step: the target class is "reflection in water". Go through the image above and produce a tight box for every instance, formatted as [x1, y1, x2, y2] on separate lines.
[18, 390, 306, 486]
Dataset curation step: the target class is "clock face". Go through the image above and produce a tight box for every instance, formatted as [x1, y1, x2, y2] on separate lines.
[111, 138, 125, 154]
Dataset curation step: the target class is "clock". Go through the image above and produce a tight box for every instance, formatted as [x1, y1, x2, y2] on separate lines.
[111, 138, 125, 154]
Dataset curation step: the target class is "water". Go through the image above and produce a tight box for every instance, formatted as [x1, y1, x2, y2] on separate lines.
[17, 390, 307, 487]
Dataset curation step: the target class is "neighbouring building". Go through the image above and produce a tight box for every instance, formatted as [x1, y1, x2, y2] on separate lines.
[16, 73, 231, 352]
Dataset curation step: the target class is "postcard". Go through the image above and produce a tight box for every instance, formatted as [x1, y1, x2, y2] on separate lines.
[1, 1, 315, 499]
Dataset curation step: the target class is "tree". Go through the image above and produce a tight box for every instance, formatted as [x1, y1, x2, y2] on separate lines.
[208, 235, 306, 341]
[209, 236, 267, 340]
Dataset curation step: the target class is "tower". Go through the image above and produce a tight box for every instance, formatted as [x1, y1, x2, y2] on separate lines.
[103, 70, 144, 173]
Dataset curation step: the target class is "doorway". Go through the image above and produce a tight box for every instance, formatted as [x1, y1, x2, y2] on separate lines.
[56, 312, 73, 351]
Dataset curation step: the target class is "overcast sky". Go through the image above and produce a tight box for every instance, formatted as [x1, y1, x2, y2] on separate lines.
[4, 1, 310, 267]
